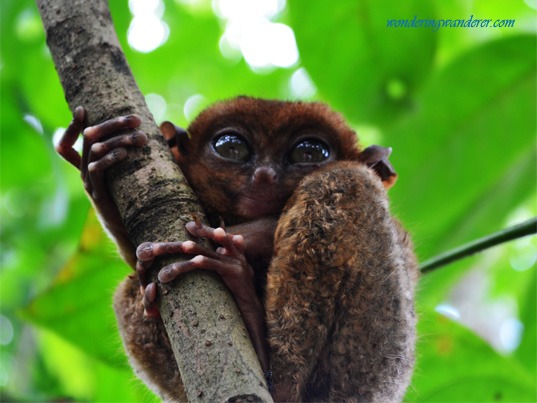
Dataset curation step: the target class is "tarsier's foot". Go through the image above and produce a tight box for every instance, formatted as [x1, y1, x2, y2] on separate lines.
[135, 221, 269, 373]
[135, 221, 251, 313]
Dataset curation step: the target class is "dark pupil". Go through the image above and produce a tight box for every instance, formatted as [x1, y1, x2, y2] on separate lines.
[214, 134, 250, 162]
[292, 140, 330, 163]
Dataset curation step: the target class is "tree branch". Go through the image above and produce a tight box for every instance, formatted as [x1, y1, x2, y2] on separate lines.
[36, 0, 271, 401]
[420, 217, 537, 274]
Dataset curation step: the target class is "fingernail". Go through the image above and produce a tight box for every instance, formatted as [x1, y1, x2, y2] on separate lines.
[158, 269, 170, 283]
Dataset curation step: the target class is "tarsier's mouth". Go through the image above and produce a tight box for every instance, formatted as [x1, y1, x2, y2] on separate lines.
[237, 195, 285, 219]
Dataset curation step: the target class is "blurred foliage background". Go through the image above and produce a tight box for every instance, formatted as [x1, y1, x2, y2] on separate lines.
[1, 0, 536, 401]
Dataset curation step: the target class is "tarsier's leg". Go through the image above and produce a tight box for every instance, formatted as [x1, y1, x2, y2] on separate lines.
[266, 162, 418, 402]
[113, 276, 185, 402]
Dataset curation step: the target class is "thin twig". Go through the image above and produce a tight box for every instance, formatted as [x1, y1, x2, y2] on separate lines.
[420, 217, 537, 274]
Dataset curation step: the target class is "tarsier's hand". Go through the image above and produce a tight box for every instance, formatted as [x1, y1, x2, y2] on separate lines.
[56, 106, 147, 237]
[56, 107, 148, 264]
[135, 221, 269, 374]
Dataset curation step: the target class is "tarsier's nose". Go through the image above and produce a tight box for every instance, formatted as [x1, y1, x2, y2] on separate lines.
[253, 165, 278, 184]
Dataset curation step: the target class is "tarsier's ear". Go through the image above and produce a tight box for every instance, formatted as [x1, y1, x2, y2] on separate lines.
[360, 145, 398, 189]
[160, 121, 190, 162]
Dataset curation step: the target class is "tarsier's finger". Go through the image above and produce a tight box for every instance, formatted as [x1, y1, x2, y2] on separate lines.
[186, 221, 244, 256]
[143, 283, 160, 318]
[209, 227, 233, 248]
[136, 259, 153, 288]
[136, 240, 218, 261]
[158, 255, 244, 284]
[184, 220, 215, 238]
[157, 259, 200, 283]
[85, 148, 128, 197]
[83, 115, 142, 142]
[137, 241, 188, 261]
[185, 221, 231, 244]
[215, 232, 244, 256]
[57, 145, 82, 169]
[230, 234, 245, 254]
[158, 255, 237, 283]
[82, 115, 141, 170]
[87, 131, 148, 163]
[144, 282, 157, 303]
[212, 228, 244, 255]
[55, 106, 85, 169]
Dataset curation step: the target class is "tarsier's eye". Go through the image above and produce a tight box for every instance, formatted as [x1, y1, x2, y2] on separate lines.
[213, 133, 251, 162]
[289, 139, 330, 164]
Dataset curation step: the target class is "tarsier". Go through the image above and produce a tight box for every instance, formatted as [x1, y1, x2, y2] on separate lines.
[57, 97, 418, 402]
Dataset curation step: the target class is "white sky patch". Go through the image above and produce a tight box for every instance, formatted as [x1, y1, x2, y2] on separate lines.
[183, 94, 208, 121]
[176, 0, 210, 12]
[145, 93, 168, 123]
[446, 262, 527, 355]
[509, 243, 537, 272]
[524, 0, 537, 10]
[52, 127, 83, 153]
[213, 0, 298, 70]
[40, 186, 69, 228]
[213, 0, 285, 20]
[435, 303, 461, 320]
[128, 0, 169, 53]
[0, 315, 14, 346]
[499, 318, 524, 353]
[23, 114, 43, 135]
[289, 67, 317, 99]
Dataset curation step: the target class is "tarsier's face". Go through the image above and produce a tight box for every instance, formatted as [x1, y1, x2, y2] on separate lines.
[208, 125, 335, 219]
[179, 97, 361, 224]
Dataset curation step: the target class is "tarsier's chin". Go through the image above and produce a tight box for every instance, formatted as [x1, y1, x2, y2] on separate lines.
[58, 96, 418, 402]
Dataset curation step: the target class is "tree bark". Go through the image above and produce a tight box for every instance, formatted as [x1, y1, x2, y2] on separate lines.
[36, 0, 271, 401]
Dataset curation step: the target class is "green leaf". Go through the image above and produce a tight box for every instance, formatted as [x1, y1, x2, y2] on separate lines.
[386, 34, 537, 261]
[38, 329, 156, 402]
[406, 312, 536, 402]
[289, 0, 437, 125]
[515, 268, 537, 375]
[21, 213, 132, 368]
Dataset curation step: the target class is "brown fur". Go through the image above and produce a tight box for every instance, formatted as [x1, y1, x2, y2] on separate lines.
[267, 163, 417, 402]
[113, 97, 418, 402]
[114, 276, 185, 402]
[178, 97, 360, 225]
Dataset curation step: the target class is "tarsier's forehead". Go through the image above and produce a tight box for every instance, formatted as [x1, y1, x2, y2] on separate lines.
[191, 97, 340, 128]
[187, 96, 361, 158]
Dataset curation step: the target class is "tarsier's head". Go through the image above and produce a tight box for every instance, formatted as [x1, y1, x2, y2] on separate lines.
[160, 96, 396, 224]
